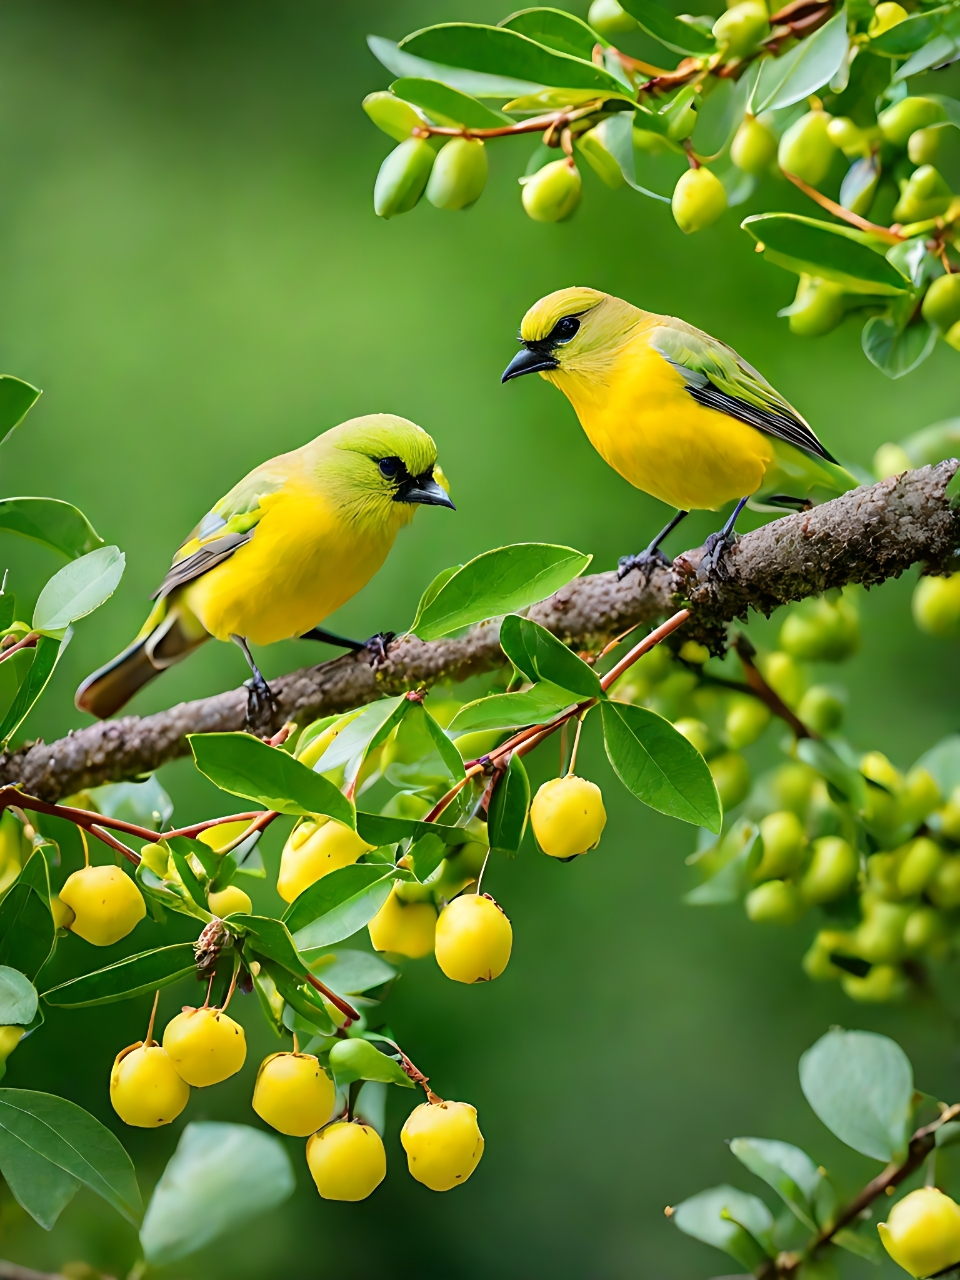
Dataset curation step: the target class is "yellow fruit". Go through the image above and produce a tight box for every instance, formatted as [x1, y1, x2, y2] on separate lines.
[912, 574, 960, 638]
[756, 810, 806, 879]
[162, 1006, 246, 1087]
[374, 137, 435, 219]
[277, 818, 372, 903]
[878, 1188, 960, 1277]
[59, 865, 146, 947]
[306, 1122, 386, 1201]
[368, 886, 437, 958]
[530, 775, 607, 858]
[745, 879, 804, 924]
[252, 1052, 335, 1137]
[731, 116, 777, 175]
[50, 894, 76, 931]
[207, 885, 252, 917]
[434, 894, 512, 984]
[197, 821, 255, 853]
[842, 963, 905, 1003]
[401, 1100, 484, 1191]
[869, 1, 907, 34]
[709, 752, 751, 810]
[778, 111, 836, 186]
[799, 836, 857, 904]
[672, 167, 727, 234]
[110, 1042, 190, 1128]
[521, 158, 582, 223]
[426, 138, 488, 210]
[896, 837, 943, 897]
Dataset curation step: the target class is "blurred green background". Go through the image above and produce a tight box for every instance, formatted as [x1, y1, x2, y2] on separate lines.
[0, 1, 958, 1276]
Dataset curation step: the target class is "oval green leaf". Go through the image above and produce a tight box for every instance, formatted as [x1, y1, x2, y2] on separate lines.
[0, 633, 69, 748]
[390, 77, 511, 128]
[289, 866, 399, 951]
[499, 613, 603, 699]
[0, 377, 41, 447]
[32, 546, 125, 638]
[671, 1185, 774, 1269]
[752, 9, 848, 113]
[618, 0, 715, 54]
[449, 685, 574, 734]
[499, 8, 608, 59]
[487, 753, 530, 855]
[0, 498, 102, 560]
[41, 944, 197, 1008]
[742, 214, 910, 296]
[328, 1037, 413, 1088]
[0, 967, 38, 1025]
[368, 35, 542, 98]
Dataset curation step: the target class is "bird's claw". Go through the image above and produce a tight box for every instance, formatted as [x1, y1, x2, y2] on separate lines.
[364, 631, 395, 669]
[244, 674, 279, 731]
[617, 549, 672, 582]
[698, 530, 738, 582]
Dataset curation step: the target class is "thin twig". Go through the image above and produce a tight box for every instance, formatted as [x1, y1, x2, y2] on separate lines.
[0, 633, 38, 665]
[782, 169, 902, 243]
[304, 971, 360, 1026]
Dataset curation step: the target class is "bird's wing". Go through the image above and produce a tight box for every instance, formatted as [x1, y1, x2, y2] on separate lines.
[151, 464, 288, 601]
[648, 320, 837, 463]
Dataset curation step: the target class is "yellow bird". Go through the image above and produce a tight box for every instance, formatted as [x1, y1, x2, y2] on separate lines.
[76, 414, 454, 720]
[502, 286, 856, 576]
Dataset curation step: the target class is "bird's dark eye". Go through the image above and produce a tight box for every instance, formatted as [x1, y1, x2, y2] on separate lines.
[552, 316, 580, 344]
[378, 457, 401, 480]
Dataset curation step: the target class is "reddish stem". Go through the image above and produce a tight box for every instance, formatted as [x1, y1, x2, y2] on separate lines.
[304, 971, 360, 1026]
[0, 633, 38, 664]
[781, 169, 902, 243]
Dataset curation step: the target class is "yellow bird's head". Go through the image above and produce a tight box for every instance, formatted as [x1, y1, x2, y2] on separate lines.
[501, 286, 643, 385]
[319, 414, 454, 525]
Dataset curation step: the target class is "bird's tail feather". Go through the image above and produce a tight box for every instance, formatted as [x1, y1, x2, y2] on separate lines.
[75, 609, 208, 719]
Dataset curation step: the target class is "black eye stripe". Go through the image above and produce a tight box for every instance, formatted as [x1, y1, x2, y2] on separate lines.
[376, 456, 407, 481]
[548, 315, 580, 344]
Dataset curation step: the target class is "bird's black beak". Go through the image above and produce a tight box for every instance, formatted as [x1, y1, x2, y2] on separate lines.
[395, 473, 456, 510]
[501, 345, 559, 383]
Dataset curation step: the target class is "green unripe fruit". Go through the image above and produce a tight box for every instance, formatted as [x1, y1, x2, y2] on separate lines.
[928, 854, 960, 907]
[922, 273, 960, 332]
[840, 155, 880, 216]
[756, 810, 806, 879]
[797, 685, 844, 734]
[745, 878, 804, 924]
[713, 1, 770, 56]
[667, 99, 698, 143]
[731, 116, 777, 175]
[577, 125, 624, 189]
[802, 928, 853, 981]
[869, 1, 908, 35]
[772, 762, 816, 815]
[912, 574, 960, 638]
[531, 775, 607, 857]
[673, 718, 711, 757]
[780, 596, 859, 662]
[786, 276, 846, 337]
[901, 767, 941, 825]
[878, 1187, 960, 1278]
[709, 752, 751, 810]
[761, 651, 805, 708]
[842, 963, 906, 1003]
[434, 894, 513, 983]
[856, 901, 909, 963]
[862, 750, 903, 793]
[909, 124, 948, 166]
[110, 1042, 190, 1128]
[725, 696, 771, 749]
[672, 167, 727, 234]
[588, 0, 639, 36]
[878, 97, 947, 148]
[374, 138, 435, 219]
[896, 836, 943, 897]
[253, 1051, 335, 1137]
[162, 1006, 246, 1087]
[903, 905, 947, 953]
[363, 91, 423, 143]
[521, 159, 582, 222]
[306, 1122, 386, 1202]
[799, 836, 857, 904]
[59, 865, 146, 947]
[893, 164, 953, 223]
[942, 788, 960, 842]
[874, 441, 913, 478]
[866, 851, 899, 899]
[826, 116, 871, 159]
[946, 320, 960, 352]
[778, 112, 836, 187]
[401, 1100, 484, 1192]
[426, 138, 488, 210]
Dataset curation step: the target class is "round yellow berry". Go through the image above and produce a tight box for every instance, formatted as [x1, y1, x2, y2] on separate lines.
[110, 1041, 190, 1128]
[530, 775, 607, 858]
[277, 818, 372, 903]
[434, 894, 512, 984]
[59, 865, 146, 946]
[401, 1100, 484, 1191]
[162, 1006, 246, 1087]
[368, 886, 437, 958]
[306, 1122, 386, 1201]
[879, 1187, 960, 1277]
[252, 1051, 335, 1137]
[207, 885, 252, 917]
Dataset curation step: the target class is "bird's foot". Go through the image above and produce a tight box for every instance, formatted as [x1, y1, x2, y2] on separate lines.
[363, 631, 396, 669]
[617, 549, 672, 582]
[244, 672, 279, 731]
[698, 529, 739, 582]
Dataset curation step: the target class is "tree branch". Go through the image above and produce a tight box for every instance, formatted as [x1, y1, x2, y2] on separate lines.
[1, 462, 956, 802]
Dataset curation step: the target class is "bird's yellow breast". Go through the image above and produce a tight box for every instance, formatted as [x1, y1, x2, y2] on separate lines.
[552, 330, 773, 512]
[181, 485, 401, 646]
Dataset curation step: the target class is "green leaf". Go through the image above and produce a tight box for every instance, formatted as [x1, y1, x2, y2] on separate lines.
[449, 685, 573, 734]
[832, 1226, 882, 1260]
[799, 1028, 914, 1162]
[189, 732, 355, 825]
[0, 498, 102, 560]
[752, 9, 848, 113]
[368, 35, 542, 98]
[741, 214, 910, 296]
[487, 754, 530, 855]
[399, 23, 627, 94]
[412, 543, 591, 641]
[796, 738, 866, 810]
[389, 78, 510, 128]
[267, 962, 335, 1034]
[499, 8, 607, 59]
[166, 839, 209, 911]
[729, 1137, 822, 1231]
[893, 8, 960, 79]
[601, 701, 722, 832]
[308, 949, 395, 995]
[0, 633, 69, 747]
[914, 734, 960, 798]
[355, 810, 476, 849]
[0, 377, 41, 447]
[0, 857, 55, 980]
[411, 831, 447, 881]
[500, 614, 603, 699]
[0, 1129, 79, 1229]
[41, 944, 197, 1008]
[288, 866, 400, 951]
[618, 0, 715, 54]
[0, 968, 38, 1025]
[671, 1185, 774, 1269]
[0, 1089, 140, 1226]
[862, 314, 937, 380]
[140, 1122, 294, 1267]
[598, 110, 673, 202]
[32, 546, 124, 638]
[307, 695, 407, 775]
[86, 776, 173, 832]
[327, 1037, 414, 1088]
[870, 5, 950, 54]
[231, 914, 308, 977]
